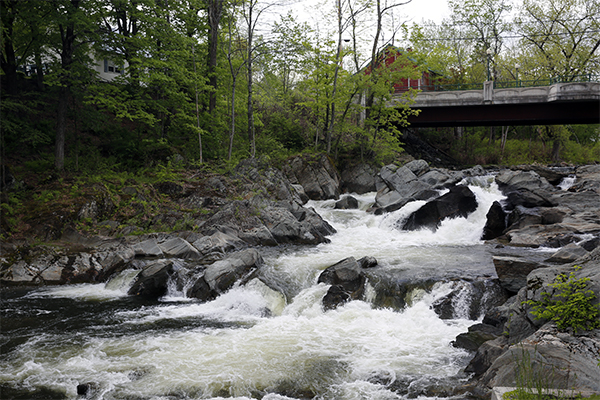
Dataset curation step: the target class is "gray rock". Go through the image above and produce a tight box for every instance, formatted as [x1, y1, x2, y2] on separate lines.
[545, 243, 588, 264]
[482, 324, 600, 391]
[340, 163, 377, 194]
[334, 195, 359, 210]
[127, 260, 174, 298]
[318, 257, 366, 310]
[191, 231, 246, 262]
[496, 170, 554, 192]
[401, 185, 477, 232]
[482, 201, 507, 240]
[492, 256, 546, 294]
[158, 237, 200, 259]
[283, 154, 340, 200]
[203, 248, 264, 294]
[403, 159, 430, 177]
[132, 238, 164, 257]
[454, 323, 504, 352]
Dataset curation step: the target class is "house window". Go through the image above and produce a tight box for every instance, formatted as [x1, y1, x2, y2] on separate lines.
[104, 59, 124, 74]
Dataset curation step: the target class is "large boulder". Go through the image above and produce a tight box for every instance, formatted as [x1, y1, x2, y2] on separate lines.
[187, 248, 264, 300]
[340, 163, 377, 194]
[481, 201, 507, 240]
[492, 256, 547, 294]
[480, 324, 600, 392]
[318, 257, 367, 310]
[191, 231, 246, 263]
[232, 157, 306, 204]
[401, 185, 478, 232]
[283, 154, 341, 200]
[127, 260, 174, 298]
[201, 199, 335, 246]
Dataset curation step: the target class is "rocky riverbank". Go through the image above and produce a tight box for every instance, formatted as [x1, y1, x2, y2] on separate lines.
[1, 155, 599, 398]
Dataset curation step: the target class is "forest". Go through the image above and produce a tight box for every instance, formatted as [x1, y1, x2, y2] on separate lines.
[1, 0, 599, 176]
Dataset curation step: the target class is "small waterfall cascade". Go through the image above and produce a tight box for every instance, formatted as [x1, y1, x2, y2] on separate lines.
[0, 176, 509, 400]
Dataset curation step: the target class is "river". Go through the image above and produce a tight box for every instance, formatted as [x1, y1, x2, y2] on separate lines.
[2, 178, 520, 400]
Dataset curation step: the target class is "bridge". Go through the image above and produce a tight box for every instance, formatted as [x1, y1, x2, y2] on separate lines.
[391, 80, 600, 127]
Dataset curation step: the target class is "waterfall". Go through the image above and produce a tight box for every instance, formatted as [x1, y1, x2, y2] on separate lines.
[0, 178, 508, 400]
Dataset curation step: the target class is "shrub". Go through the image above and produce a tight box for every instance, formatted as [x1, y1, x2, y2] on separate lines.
[526, 266, 600, 334]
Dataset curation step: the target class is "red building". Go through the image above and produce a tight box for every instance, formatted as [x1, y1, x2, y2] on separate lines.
[363, 45, 442, 93]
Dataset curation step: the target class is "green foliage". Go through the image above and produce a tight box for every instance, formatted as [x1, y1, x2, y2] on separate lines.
[526, 266, 600, 334]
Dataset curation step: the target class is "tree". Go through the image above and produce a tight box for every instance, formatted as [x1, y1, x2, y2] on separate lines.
[516, 0, 600, 80]
[447, 0, 512, 82]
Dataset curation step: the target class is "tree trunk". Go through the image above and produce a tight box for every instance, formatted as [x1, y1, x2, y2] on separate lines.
[207, 0, 223, 116]
[1, 0, 19, 96]
[246, 4, 255, 158]
[54, 0, 79, 171]
[55, 86, 69, 171]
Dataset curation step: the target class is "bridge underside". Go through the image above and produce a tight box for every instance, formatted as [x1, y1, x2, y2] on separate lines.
[407, 100, 600, 127]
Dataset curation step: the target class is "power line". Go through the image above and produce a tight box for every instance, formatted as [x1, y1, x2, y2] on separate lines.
[412, 29, 600, 42]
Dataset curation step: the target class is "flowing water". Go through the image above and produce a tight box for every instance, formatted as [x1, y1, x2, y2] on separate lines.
[1, 178, 509, 400]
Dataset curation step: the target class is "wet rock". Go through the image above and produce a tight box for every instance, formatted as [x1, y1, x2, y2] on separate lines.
[453, 323, 504, 352]
[334, 195, 359, 210]
[340, 163, 377, 194]
[545, 242, 588, 264]
[318, 257, 366, 310]
[482, 201, 507, 240]
[127, 260, 174, 298]
[358, 256, 378, 269]
[492, 256, 546, 294]
[283, 154, 340, 200]
[401, 185, 477, 232]
[191, 231, 246, 263]
[202, 248, 264, 295]
[202, 199, 335, 246]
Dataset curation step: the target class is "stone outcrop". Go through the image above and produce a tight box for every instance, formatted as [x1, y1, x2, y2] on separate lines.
[283, 154, 341, 200]
[339, 163, 377, 194]
[465, 248, 600, 397]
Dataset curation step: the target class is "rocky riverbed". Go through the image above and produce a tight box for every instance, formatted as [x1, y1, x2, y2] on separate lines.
[1, 155, 600, 398]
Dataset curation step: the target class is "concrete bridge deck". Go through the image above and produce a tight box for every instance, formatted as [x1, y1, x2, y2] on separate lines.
[392, 81, 600, 127]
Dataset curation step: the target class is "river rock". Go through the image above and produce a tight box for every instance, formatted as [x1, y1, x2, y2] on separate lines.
[492, 256, 546, 294]
[480, 324, 600, 392]
[453, 323, 504, 352]
[401, 185, 477, 232]
[283, 154, 340, 200]
[482, 201, 507, 240]
[158, 237, 200, 259]
[545, 242, 588, 264]
[334, 195, 359, 209]
[127, 260, 174, 298]
[340, 163, 377, 194]
[132, 238, 164, 257]
[191, 231, 246, 263]
[318, 257, 366, 310]
[201, 248, 264, 295]
[403, 159, 430, 177]
[202, 199, 335, 246]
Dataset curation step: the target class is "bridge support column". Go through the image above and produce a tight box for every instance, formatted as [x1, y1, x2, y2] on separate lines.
[484, 81, 494, 104]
